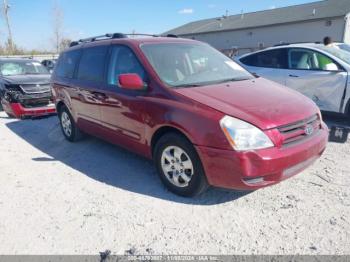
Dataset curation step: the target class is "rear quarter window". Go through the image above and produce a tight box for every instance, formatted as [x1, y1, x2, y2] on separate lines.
[55, 49, 81, 79]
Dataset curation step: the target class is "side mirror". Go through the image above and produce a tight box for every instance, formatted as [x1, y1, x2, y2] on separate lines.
[118, 74, 144, 90]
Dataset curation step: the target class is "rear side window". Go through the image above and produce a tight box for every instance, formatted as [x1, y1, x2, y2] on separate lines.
[107, 45, 147, 86]
[240, 49, 287, 69]
[77, 46, 108, 82]
[55, 50, 81, 78]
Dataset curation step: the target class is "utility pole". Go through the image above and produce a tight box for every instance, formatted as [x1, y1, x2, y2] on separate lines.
[3, 0, 14, 54]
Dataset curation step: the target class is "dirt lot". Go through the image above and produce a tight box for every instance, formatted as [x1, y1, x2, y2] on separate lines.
[0, 111, 349, 255]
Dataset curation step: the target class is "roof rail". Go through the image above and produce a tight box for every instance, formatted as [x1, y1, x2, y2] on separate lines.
[69, 33, 128, 47]
[165, 34, 178, 38]
[126, 33, 159, 37]
[69, 32, 180, 48]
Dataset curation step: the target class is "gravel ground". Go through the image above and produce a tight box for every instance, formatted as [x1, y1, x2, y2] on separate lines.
[0, 111, 349, 255]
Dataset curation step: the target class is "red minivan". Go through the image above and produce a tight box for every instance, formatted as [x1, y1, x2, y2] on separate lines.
[51, 33, 328, 197]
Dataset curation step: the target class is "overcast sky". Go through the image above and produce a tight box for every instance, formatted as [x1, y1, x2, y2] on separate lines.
[0, 0, 316, 51]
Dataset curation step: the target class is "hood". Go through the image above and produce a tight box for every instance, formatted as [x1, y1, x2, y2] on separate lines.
[1, 74, 51, 85]
[173, 78, 318, 130]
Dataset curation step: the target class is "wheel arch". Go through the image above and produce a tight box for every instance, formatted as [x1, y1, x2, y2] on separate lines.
[56, 100, 66, 114]
[346, 98, 350, 116]
[150, 125, 194, 157]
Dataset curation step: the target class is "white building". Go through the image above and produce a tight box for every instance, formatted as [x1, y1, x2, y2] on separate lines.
[165, 0, 350, 55]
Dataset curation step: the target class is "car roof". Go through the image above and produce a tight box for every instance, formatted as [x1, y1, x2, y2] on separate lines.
[239, 43, 335, 58]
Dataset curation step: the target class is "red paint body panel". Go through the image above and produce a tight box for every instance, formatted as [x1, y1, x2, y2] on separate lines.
[196, 123, 328, 190]
[173, 78, 317, 130]
[2, 100, 56, 118]
[52, 37, 328, 190]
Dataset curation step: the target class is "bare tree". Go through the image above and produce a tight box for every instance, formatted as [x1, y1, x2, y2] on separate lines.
[2, 0, 14, 54]
[52, 1, 64, 53]
[59, 38, 72, 51]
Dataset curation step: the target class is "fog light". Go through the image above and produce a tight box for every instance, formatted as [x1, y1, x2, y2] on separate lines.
[243, 177, 264, 185]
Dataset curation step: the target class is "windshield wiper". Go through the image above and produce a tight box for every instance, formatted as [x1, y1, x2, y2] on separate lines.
[214, 77, 250, 84]
[173, 83, 203, 88]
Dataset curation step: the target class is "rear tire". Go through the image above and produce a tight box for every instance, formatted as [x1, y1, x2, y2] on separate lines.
[59, 105, 84, 142]
[154, 133, 208, 197]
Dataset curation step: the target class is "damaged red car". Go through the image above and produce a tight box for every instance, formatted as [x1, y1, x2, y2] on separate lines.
[0, 58, 56, 119]
[52, 34, 328, 197]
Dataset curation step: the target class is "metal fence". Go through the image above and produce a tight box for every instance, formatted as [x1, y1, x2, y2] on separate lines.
[0, 54, 59, 62]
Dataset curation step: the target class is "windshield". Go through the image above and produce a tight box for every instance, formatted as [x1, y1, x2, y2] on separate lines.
[140, 43, 253, 87]
[0, 60, 49, 76]
[317, 45, 350, 65]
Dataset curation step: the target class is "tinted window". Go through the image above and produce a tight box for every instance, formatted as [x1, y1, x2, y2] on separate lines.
[55, 50, 81, 78]
[107, 45, 146, 86]
[240, 49, 287, 69]
[288, 48, 340, 71]
[77, 46, 108, 82]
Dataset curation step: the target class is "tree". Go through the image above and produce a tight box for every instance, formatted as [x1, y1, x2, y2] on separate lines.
[52, 1, 64, 53]
[2, 0, 14, 54]
[59, 38, 72, 51]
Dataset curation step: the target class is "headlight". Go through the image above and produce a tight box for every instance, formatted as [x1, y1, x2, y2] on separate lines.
[220, 115, 274, 151]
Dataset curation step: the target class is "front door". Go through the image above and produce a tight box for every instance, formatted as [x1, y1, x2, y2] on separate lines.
[98, 45, 149, 154]
[285, 48, 347, 113]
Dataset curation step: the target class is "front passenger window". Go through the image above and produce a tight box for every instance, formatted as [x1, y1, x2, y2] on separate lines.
[108, 46, 147, 86]
[288, 49, 340, 71]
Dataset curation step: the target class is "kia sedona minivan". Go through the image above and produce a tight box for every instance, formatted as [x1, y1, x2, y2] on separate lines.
[51, 33, 328, 197]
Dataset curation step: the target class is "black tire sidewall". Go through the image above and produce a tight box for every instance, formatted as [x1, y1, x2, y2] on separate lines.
[154, 133, 208, 197]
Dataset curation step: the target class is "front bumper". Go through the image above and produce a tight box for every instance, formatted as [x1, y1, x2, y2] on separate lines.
[1, 100, 56, 118]
[195, 123, 328, 190]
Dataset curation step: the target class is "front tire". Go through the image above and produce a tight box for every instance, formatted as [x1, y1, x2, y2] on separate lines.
[59, 105, 84, 142]
[154, 133, 208, 197]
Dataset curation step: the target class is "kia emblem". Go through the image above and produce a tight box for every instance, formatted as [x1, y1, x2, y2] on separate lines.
[305, 125, 314, 136]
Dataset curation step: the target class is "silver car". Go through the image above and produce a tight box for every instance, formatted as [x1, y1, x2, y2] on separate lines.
[236, 44, 350, 117]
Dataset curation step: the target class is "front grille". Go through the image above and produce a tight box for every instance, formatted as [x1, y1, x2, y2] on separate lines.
[19, 84, 51, 94]
[278, 114, 321, 146]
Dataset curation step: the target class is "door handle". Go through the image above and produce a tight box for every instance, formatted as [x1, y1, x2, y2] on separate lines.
[289, 74, 299, 78]
[92, 91, 107, 100]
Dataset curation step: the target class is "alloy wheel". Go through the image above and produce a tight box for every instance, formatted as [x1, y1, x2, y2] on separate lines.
[161, 146, 194, 188]
[61, 111, 72, 137]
